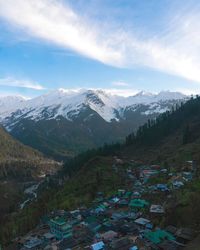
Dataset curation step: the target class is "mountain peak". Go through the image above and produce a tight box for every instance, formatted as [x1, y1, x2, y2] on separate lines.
[135, 90, 154, 97]
[157, 91, 186, 100]
[0, 89, 188, 123]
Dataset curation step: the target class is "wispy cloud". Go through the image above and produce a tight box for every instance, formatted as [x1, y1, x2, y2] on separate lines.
[1, 0, 200, 82]
[0, 0, 122, 65]
[0, 77, 45, 90]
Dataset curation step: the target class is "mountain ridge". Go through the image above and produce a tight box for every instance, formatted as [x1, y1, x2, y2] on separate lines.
[0, 89, 187, 123]
[0, 89, 188, 159]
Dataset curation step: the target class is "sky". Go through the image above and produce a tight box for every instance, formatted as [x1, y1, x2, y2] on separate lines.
[0, 0, 200, 97]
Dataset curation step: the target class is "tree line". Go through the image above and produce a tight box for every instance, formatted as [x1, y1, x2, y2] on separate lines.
[125, 96, 200, 147]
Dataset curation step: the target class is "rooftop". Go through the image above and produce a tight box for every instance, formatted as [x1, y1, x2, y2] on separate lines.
[144, 229, 175, 244]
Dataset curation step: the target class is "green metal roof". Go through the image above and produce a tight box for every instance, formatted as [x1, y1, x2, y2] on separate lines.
[85, 216, 98, 223]
[50, 217, 66, 226]
[124, 191, 132, 198]
[144, 229, 175, 244]
[129, 199, 149, 208]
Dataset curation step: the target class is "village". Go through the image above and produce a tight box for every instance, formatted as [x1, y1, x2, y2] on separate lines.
[10, 158, 197, 250]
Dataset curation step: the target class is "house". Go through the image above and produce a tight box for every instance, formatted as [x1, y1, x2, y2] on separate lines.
[70, 209, 82, 220]
[124, 191, 132, 199]
[91, 241, 105, 250]
[158, 240, 179, 250]
[88, 223, 102, 233]
[101, 221, 113, 231]
[144, 229, 175, 245]
[119, 222, 138, 235]
[109, 237, 132, 250]
[49, 217, 72, 240]
[175, 228, 194, 244]
[134, 217, 151, 229]
[134, 180, 142, 187]
[54, 210, 67, 217]
[129, 199, 149, 210]
[57, 236, 77, 250]
[131, 192, 141, 199]
[101, 230, 118, 242]
[115, 158, 124, 165]
[118, 189, 126, 196]
[110, 197, 120, 204]
[155, 184, 169, 192]
[129, 247, 138, 250]
[95, 204, 107, 214]
[23, 237, 43, 249]
[160, 168, 168, 174]
[43, 244, 57, 250]
[43, 232, 55, 241]
[172, 181, 184, 189]
[111, 212, 128, 221]
[165, 225, 177, 235]
[126, 212, 137, 220]
[182, 172, 193, 181]
[117, 199, 129, 208]
[140, 169, 159, 179]
[150, 204, 165, 214]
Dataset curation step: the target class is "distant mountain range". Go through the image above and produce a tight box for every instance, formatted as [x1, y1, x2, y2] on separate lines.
[0, 89, 188, 159]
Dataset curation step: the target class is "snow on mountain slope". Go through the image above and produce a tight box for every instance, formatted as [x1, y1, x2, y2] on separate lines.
[0, 96, 26, 120]
[0, 89, 187, 126]
[120, 90, 186, 107]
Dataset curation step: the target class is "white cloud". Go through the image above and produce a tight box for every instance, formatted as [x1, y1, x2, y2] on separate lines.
[0, 0, 122, 65]
[58, 87, 138, 97]
[1, 0, 200, 83]
[102, 88, 138, 97]
[87, 88, 138, 97]
[111, 81, 130, 87]
[0, 77, 45, 90]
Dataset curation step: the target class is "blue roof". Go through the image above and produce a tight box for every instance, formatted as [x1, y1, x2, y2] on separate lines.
[157, 184, 167, 188]
[91, 241, 105, 250]
[130, 247, 138, 250]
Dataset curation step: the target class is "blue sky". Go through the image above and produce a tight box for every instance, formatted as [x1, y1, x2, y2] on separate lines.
[0, 0, 200, 97]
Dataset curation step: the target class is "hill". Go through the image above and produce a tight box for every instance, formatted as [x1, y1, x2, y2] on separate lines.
[0, 126, 57, 179]
[0, 126, 59, 242]
[123, 95, 200, 165]
[2, 96, 200, 247]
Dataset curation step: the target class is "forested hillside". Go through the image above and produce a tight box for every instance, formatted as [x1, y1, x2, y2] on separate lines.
[123, 96, 200, 164]
[1, 90, 185, 160]
[0, 126, 57, 179]
[2, 96, 200, 247]
[0, 126, 59, 245]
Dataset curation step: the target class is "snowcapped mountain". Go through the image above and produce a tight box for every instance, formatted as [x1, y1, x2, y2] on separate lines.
[0, 89, 186, 123]
[0, 89, 187, 159]
[0, 95, 26, 119]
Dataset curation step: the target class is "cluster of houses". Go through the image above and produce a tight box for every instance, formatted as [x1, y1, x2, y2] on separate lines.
[12, 159, 197, 250]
